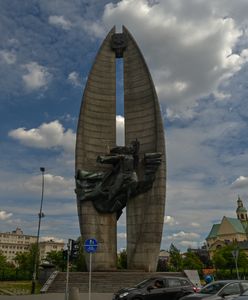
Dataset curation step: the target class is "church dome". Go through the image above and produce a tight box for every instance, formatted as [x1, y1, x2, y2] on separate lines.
[236, 206, 247, 213]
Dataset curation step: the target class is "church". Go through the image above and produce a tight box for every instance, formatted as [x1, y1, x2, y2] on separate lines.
[206, 196, 248, 258]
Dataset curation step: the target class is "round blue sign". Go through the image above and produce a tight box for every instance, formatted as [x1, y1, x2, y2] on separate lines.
[84, 238, 98, 253]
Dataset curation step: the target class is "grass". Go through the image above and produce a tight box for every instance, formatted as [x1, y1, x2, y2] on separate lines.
[0, 281, 41, 295]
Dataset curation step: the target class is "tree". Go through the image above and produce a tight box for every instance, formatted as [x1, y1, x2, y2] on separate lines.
[0, 251, 15, 280]
[157, 258, 168, 271]
[45, 250, 67, 271]
[212, 251, 227, 271]
[0, 251, 8, 268]
[183, 251, 204, 271]
[117, 249, 127, 269]
[212, 243, 248, 278]
[14, 244, 37, 276]
[168, 244, 183, 271]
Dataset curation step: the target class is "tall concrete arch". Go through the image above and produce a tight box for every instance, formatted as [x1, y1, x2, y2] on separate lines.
[123, 27, 166, 271]
[76, 26, 166, 271]
[76, 27, 117, 270]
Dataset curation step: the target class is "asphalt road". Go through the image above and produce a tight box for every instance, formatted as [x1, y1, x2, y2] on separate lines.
[0, 293, 113, 300]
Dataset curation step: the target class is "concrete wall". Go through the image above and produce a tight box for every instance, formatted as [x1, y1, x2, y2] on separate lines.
[76, 27, 117, 270]
[76, 26, 166, 271]
[123, 27, 166, 271]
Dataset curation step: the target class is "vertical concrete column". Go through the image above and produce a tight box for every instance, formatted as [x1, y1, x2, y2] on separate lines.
[76, 28, 117, 270]
[123, 27, 166, 271]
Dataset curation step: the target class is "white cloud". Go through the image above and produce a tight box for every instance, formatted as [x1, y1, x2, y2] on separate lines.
[102, 0, 248, 118]
[231, 176, 248, 189]
[8, 120, 75, 153]
[68, 71, 81, 87]
[117, 232, 127, 239]
[0, 50, 16, 64]
[167, 231, 200, 240]
[164, 215, 179, 226]
[40, 236, 64, 243]
[24, 173, 74, 197]
[80, 20, 105, 38]
[48, 15, 72, 30]
[179, 240, 199, 249]
[116, 115, 125, 146]
[0, 210, 13, 220]
[22, 62, 51, 90]
[191, 222, 200, 228]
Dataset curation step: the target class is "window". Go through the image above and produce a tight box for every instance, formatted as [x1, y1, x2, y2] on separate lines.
[167, 278, 181, 287]
[241, 283, 248, 291]
[221, 283, 240, 296]
[180, 279, 191, 286]
[200, 282, 226, 294]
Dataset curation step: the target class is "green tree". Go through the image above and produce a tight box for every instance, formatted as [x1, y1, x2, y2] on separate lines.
[117, 249, 127, 269]
[212, 250, 227, 270]
[168, 244, 183, 271]
[45, 250, 67, 271]
[0, 251, 16, 280]
[183, 251, 204, 271]
[14, 244, 37, 276]
[212, 243, 248, 278]
[0, 251, 8, 268]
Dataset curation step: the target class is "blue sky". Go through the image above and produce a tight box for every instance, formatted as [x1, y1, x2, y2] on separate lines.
[1, 0, 248, 252]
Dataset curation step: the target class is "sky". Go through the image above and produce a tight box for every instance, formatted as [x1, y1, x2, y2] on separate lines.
[1, 0, 248, 252]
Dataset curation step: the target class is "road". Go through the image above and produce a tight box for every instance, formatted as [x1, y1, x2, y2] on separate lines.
[0, 293, 113, 300]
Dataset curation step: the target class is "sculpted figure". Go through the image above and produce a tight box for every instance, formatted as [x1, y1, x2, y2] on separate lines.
[75, 139, 161, 219]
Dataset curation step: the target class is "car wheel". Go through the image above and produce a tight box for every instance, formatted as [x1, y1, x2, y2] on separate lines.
[176, 293, 190, 300]
[132, 297, 143, 300]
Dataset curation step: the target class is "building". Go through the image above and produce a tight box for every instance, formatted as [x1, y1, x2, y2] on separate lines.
[0, 228, 36, 263]
[206, 196, 248, 257]
[39, 239, 64, 262]
[0, 228, 64, 264]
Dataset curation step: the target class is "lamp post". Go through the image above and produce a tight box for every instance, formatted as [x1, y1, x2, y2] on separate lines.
[31, 167, 45, 294]
[232, 249, 240, 280]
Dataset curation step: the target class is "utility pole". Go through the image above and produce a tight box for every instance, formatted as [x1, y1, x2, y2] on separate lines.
[31, 167, 45, 294]
[232, 249, 240, 280]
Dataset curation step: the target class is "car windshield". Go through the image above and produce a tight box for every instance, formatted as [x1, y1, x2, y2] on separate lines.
[135, 278, 154, 288]
[200, 282, 227, 294]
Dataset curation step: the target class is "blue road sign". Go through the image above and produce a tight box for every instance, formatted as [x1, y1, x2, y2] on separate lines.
[84, 238, 98, 253]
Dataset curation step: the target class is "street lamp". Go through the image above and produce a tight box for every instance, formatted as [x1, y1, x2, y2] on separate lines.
[31, 167, 45, 294]
[232, 249, 240, 280]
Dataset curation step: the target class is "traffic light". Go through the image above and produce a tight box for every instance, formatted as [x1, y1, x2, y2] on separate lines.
[62, 249, 68, 261]
[70, 239, 80, 260]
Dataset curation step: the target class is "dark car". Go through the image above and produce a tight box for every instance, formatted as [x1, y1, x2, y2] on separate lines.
[235, 288, 248, 300]
[180, 280, 248, 300]
[112, 276, 195, 300]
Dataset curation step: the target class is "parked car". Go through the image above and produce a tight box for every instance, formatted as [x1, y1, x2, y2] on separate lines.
[235, 288, 248, 300]
[112, 276, 195, 300]
[179, 280, 248, 300]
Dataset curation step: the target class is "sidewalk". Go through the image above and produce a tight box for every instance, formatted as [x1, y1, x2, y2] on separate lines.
[0, 293, 113, 300]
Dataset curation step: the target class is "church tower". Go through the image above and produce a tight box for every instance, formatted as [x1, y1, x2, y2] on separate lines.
[236, 195, 248, 222]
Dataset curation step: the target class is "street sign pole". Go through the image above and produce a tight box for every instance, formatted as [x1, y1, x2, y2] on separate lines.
[232, 249, 240, 280]
[65, 239, 71, 300]
[84, 238, 98, 300]
[89, 252, 92, 300]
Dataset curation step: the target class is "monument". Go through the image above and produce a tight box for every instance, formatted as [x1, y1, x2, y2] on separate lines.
[75, 26, 166, 272]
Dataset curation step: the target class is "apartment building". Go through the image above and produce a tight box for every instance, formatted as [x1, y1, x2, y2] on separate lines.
[0, 228, 64, 263]
[0, 228, 36, 263]
[39, 239, 64, 261]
